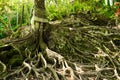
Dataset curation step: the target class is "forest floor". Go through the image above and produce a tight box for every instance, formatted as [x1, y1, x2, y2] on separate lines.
[0, 12, 120, 80]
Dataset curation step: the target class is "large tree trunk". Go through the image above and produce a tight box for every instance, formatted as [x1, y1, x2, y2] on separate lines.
[32, 0, 48, 51]
[34, 0, 46, 18]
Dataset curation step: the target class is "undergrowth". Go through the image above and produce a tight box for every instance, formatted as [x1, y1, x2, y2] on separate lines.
[0, 0, 117, 39]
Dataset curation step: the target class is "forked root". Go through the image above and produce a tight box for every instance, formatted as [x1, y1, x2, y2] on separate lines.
[46, 47, 64, 64]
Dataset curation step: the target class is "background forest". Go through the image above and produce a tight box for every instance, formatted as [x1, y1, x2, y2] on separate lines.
[0, 0, 116, 39]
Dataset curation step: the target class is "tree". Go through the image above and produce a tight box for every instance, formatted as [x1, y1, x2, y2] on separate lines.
[31, 0, 47, 50]
[104, 0, 114, 6]
[31, 1, 75, 79]
[32, 0, 65, 63]
[0, 0, 74, 79]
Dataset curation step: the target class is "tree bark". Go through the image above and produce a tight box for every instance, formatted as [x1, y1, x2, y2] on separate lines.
[34, 0, 46, 18]
[33, 0, 47, 51]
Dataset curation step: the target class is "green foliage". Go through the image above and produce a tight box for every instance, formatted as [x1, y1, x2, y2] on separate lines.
[45, 0, 112, 20]
[97, 6, 116, 19]
[46, 0, 72, 20]
[0, 0, 33, 38]
[0, 0, 118, 39]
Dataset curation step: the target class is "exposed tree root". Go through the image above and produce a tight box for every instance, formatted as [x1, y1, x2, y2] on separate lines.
[0, 41, 120, 80]
[0, 15, 120, 79]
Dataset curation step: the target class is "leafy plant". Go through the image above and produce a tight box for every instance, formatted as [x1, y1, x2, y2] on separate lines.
[0, 0, 33, 38]
[0, 0, 117, 39]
